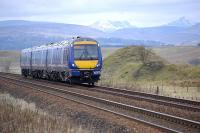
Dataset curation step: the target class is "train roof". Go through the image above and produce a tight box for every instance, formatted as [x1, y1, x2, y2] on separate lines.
[22, 40, 70, 52]
[21, 37, 98, 53]
[72, 37, 98, 44]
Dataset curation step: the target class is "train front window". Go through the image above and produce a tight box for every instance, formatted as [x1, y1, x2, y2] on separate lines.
[74, 45, 98, 60]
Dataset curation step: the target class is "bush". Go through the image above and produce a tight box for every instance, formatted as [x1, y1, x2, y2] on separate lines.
[144, 61, 164, 71]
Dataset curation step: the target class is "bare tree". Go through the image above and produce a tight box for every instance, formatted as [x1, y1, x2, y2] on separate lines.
[139, 46, 151, 65]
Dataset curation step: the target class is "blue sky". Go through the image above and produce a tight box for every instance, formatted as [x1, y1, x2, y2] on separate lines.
[0, 0, 199, 27]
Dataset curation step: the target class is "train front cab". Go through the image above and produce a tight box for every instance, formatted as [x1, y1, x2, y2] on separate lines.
[68, 40, 102, 85]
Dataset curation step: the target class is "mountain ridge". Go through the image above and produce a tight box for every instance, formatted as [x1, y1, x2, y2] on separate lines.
[90, 20, 133, 32]
[0, 19, 200, 50]
[166, 17, 192, 27]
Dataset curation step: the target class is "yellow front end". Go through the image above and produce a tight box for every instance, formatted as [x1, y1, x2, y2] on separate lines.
[74, 60, 98, 69]
[73, 40, 98, 69]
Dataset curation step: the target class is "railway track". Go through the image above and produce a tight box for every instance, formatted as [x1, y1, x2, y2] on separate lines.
[3, 72, 199, 112]
[95, 85, 200, 112]
[0, 73, 200, 132]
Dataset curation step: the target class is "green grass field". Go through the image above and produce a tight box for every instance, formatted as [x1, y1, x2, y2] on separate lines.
[99, 46, 200, 101]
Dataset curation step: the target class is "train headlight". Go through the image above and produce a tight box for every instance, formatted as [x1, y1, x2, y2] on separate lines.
[96, 64, 100, 67]
[93, 71, 101, 75]
[72, 63, 75, 67]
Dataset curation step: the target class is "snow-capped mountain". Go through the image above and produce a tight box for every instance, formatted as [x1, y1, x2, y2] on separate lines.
[90, 20, 133, 32]
[167, 17, 193, 27]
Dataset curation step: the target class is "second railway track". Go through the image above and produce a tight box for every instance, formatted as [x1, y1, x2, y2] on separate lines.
[2, 72, 200, 112]
[0, 73, 200, 132]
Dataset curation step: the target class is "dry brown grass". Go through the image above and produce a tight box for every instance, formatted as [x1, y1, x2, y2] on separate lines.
[0, 93, 89, 133]
[98, 79, 200, 101]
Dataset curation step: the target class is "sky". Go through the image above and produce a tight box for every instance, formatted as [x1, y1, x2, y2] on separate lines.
[0, 0, 199, 27]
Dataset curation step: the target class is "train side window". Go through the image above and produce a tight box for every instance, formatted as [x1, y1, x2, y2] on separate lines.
[57, 48, 59, 64]
[32, 51, 34, 65]
[26, 52, 28, 65]
[39, 50, 41, 65]
[35, 51, 37, 64]
[23, 52, 25, 65]
[35, 51, 37, 65]
[40, 50, 44, 65]
[56, 48, 57, 64]
[42, 50, 46, 65]
[56, 48, 58, 64]
[36, 51, 38, 65]
[25, 52, 28, 65]
[47, 49, 51, 65]
[47, 50, 49, 64]
[52, 49, 54, 64]
[57, 48, 60, 64]
[56, 48, 59, 65]
[27, 52, 30, 65]
[59, 48, 62, 64]
[53, 49, 55, 65]
[45, 50, 47, 65]
[52, 48, 55, 65]
[34, 51, 37, 65]
[33, 51, 36, 65]
[58, 48, 61, 64]
[63, 48, 68, 64]
[51, 49, 53, 65]
[40, 50, 42, 65]
[53, 48, 56, 64]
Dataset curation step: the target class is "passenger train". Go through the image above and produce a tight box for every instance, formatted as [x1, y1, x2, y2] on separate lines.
[20, 37, 102, 85]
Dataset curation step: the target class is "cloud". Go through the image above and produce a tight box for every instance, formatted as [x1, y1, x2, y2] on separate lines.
[0, 0, 199, 26]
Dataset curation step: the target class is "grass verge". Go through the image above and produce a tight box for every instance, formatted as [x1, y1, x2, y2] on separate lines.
[0, 92, 88, 133]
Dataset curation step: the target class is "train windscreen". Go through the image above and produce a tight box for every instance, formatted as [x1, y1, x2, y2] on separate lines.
[74, 45, 98, 60]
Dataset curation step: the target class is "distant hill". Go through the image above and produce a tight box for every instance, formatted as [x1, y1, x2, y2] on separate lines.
[90, 20, 133, 32]
[0, 20, 105, 50]
[111, 24, 200, 44]
[166, 17, 192, 27]
[0, 19, 200, 50]
[109, 17, 200, 44]
[101, 46, 200, 83]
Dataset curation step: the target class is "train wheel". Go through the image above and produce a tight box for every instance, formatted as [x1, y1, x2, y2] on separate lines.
[22, 69, 27, 77]
[23, 73, 27, 78]
[88, 82, 94, 86]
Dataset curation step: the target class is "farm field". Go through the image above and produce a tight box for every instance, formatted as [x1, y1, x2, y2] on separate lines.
[100, 46, 200, 101]
[152, 46, 200, 65]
